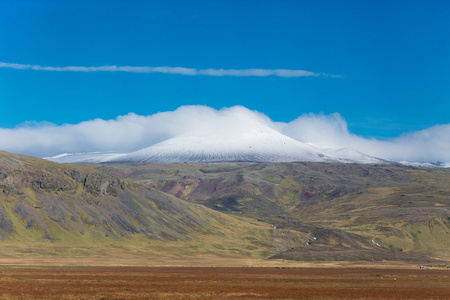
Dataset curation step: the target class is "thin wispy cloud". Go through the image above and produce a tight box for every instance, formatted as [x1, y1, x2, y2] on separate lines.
[0, 62, 331, 77]
[0, 106, 449, 163]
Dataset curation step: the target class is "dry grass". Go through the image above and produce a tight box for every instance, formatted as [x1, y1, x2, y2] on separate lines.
[0, 266, 449, 299]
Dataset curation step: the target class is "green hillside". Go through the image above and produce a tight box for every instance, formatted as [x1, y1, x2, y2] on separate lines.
[0, 151, 304, 262]
[91, 161, 450, 262]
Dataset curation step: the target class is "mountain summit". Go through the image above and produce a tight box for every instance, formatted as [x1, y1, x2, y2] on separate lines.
[46, 119, 390, 164]
[113, 120, 334, 163]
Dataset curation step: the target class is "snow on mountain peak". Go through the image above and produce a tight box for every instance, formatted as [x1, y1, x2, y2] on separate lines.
[112, 120, 331, 163]
[45, 118, 391, 165]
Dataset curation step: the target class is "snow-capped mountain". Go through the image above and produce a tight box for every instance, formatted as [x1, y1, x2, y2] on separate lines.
[46, 120, 390, 165]
[111, 123, 332, 163]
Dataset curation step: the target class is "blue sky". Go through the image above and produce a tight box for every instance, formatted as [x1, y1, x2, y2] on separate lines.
[1, 0, 449, 140]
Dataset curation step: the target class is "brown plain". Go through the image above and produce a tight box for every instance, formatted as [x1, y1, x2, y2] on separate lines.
[0, 266, 449, 299]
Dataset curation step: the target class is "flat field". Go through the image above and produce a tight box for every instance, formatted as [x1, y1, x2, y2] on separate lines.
[0, 266, 449, 299]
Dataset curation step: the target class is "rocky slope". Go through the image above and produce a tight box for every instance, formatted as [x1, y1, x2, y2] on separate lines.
[0, 151, 303, 260]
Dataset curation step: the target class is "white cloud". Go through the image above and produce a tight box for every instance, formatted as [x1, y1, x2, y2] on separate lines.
[0, 61, 328, 77]
[0, 105, 449, 163]
[281, 113, 450, 163]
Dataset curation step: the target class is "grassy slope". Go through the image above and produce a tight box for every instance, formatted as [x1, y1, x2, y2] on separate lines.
[0, 151, 306, 262]
[90, 162, 450, 262]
